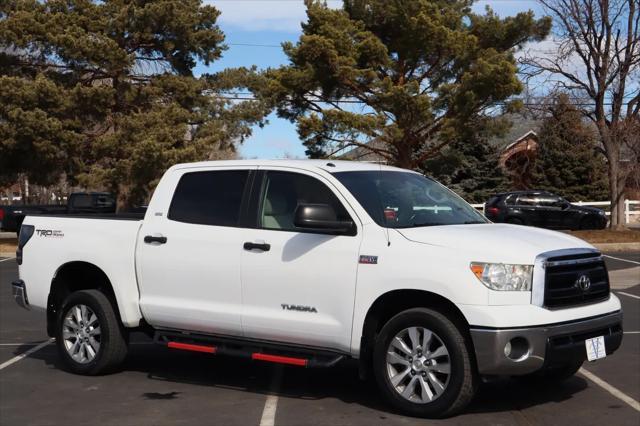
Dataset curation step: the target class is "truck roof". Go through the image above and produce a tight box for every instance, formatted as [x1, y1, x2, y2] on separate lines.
[170, 159, 413, 174]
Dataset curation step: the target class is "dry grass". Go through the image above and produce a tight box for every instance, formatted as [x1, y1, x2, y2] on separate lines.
[0, 238, 17, 253]
[567, 229, 640, 244]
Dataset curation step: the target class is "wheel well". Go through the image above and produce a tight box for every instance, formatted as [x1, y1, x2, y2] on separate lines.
[358, 290, 474, 379]
[47, 262, 119, 337]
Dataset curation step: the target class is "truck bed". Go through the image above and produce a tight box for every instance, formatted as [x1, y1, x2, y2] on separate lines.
[19, 215, 144, 327]
[28, 212, 145, 220]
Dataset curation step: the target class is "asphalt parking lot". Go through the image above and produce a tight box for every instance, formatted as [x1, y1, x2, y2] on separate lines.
[0, 254, 639, 426]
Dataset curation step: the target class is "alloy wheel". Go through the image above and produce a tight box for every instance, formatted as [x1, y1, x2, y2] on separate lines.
[62, 304, 101, 364]
[385, 326, 451, 403]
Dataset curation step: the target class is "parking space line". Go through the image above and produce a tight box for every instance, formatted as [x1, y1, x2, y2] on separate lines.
[0, 257, 15, 263]
[617, 291, 640, 300]
[260, 365, 283, 426]
[0, 342, 43, 347]
[579, 368, 640, 412]
[0, 338, 53, 370]
[604, 255, 640, 265]
[625, 331, 640, 334]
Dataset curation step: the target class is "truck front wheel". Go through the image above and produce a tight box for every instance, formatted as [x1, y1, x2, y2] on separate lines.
[372, 308, 477, 418]
[55, 290, 128, 375]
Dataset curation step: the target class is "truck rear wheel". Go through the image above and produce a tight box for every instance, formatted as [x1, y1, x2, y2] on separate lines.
[372, 308, 477, 418]
[55, 290, 128, 375]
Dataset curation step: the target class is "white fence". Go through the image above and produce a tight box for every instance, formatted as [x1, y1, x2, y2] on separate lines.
[470, 199, 640, 225]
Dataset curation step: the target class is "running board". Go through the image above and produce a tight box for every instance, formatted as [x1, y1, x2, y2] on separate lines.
[153, 330, 345, 368]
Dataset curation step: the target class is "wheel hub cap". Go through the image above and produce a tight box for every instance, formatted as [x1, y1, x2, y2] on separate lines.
[62, 304, 101, 364]
[385, 326, 451, 404]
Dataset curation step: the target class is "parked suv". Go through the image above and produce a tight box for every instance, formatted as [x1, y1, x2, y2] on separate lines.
[484, 191, 607, 230]
[14, 161, 621, 418]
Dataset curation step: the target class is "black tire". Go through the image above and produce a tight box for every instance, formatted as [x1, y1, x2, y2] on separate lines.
[506, 217, 523, 225]
[372, 308, 478, 418]
[517, 360, 583, 384]
[55, 290, 128, 375]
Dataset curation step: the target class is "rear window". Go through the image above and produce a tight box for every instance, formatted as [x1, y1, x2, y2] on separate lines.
[485, 196, 500, 207]
[71, 194, 92, 208]
[168, 170, 249, 227]
[504, 194, 518, 206]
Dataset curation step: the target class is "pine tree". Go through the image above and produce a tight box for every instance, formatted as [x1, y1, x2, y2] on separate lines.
[532, 94, 609, 201]
[0, 0, 268, 208]
[258, 0, 551, 168]
[423, 137, 509, 203]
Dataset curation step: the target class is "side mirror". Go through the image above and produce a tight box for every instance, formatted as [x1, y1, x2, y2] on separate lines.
[294, 203, 354, 234]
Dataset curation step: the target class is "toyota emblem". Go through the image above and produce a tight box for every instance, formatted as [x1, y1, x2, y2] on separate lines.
[576, 275, 591, 291]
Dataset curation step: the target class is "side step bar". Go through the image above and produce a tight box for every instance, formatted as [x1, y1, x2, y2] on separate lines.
[154, 330, 345, 368]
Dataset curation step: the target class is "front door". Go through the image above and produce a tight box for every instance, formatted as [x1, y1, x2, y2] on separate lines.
[136, 167, 254, 336]
[240, 169, 362, 352]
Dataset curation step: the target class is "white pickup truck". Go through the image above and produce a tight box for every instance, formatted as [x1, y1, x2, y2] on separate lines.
[13, 160, 623, 417]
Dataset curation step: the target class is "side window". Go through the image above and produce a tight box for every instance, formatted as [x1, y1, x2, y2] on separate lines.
[537, 196, 562, 208]
[516, 195, 536, 206]
[168, 170, 248, 226]
[260, 171, 351, 232]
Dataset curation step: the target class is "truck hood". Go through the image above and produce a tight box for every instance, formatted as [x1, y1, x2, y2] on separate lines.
[395, 223, 594, 264]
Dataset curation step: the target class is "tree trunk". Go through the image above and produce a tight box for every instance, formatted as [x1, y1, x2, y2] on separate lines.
[606, 148, 627, 230]
[395, 142, 413, 170]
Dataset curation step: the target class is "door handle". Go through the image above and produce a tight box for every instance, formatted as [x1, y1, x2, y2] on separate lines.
[243, 242, 270, 252]
[144, 235, 167, 244]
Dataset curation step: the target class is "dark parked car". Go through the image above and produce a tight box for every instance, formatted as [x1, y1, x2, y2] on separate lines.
[484, 191, 607, 230]
[0, 192, 116, 234]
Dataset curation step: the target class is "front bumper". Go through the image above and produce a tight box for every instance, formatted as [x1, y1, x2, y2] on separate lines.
[12, 279, 30, 310]
[470, 311, 623, 375]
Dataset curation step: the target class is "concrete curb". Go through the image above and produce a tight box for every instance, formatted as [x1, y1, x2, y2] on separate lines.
[592, 242, 640, 252]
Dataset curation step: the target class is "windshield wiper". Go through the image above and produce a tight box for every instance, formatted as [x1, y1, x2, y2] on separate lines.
[407, 222, 448, 228]
[464, 220, 486, 224]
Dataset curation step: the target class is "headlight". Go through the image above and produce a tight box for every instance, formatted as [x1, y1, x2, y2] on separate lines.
[470, 262, 533, 291]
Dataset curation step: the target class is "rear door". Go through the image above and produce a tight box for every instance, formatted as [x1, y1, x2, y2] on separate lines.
[240, 168, 362, 352]
[512, 194, 541, 226]
[536, 195, 564, 228]
[136, 167, 255, 336]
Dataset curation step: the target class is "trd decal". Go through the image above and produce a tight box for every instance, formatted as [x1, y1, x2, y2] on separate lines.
[359, 255, 378, 264]
[281, 304, 318, 313]
[35, 229, 64, 238]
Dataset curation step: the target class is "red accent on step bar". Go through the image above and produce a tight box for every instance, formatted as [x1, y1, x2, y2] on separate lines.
[167, 341, 217, 354]
[251, 353, 308, 366]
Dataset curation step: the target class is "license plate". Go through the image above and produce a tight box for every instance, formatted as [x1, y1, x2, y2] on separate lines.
[585, 336, 606, 361]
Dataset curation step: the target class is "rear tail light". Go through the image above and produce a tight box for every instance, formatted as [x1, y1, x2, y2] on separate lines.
[486, 207, 500, 216]
[16, 224, 35, 265]
[0, 207, 4, 221]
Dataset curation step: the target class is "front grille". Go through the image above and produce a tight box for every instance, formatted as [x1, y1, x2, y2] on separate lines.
[549, 324, 622, 348]
[544, 253, 610, 308]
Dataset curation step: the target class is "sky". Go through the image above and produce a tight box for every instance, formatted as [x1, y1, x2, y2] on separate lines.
[197, 0, 545, 159]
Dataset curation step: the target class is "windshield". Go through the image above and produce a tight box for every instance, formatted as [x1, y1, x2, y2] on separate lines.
[333, 171, 488, 228]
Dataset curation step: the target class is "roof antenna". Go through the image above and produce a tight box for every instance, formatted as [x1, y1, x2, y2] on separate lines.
[377, 161, 391, 247]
